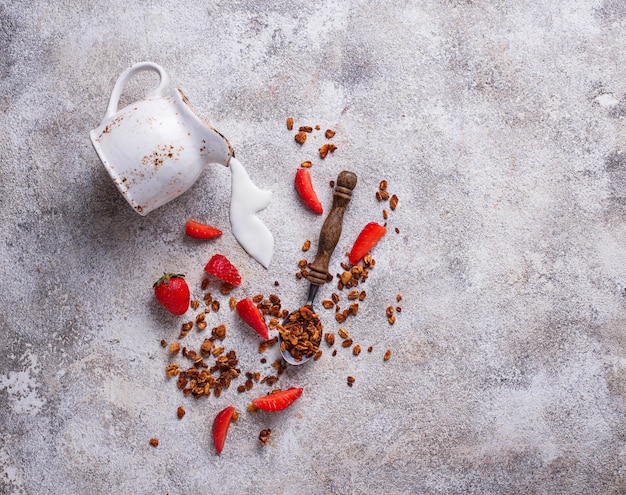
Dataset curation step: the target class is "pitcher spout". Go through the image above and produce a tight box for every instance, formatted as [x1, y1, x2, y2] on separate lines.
[175, 88, 233, 168]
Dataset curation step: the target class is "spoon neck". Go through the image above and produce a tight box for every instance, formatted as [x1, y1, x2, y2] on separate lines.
[306, 284, 320, 306]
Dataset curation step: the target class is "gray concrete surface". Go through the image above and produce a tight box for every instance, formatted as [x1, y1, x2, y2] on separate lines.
[1, 1, 626, 494]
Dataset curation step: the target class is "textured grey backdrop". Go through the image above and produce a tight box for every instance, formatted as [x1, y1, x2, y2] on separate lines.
[1, 1, 626, 494]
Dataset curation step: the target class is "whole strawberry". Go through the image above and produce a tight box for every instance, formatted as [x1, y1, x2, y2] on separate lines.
[153, 273, 190, 315]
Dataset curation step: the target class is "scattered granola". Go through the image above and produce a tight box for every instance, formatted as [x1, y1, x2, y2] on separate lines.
[258, 336, 278, 353]
[347, 289, 359, 300]
[179, 321, 193, 339]
[294, 132, 307, 144]
[286, 117, 294, 130]
[212, 324, 226, 340]
[302, 240, 311, 252]
[165, 363, 180, 377]
[259, 429, 272, 446]
[261, 375, 279, 386]
[386, 306, 397, 325]
[300, 160, 313, 168]
[220, 283, 234, 295]
[319, 143, 337, 159]
[347, 376, 356, 387]
[149, 438, 159, 447]
[200, 338, 213, 355]
[325, 129, 336, 139]
[376, 190, 390, 201]
[383, 349, 392, 361]
[177, 406, 185, 419]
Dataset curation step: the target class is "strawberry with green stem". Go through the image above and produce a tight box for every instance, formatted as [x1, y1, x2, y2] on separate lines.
[153, 273, 190, 315]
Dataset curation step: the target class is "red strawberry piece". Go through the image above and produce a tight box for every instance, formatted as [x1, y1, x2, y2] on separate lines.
[213, 405, 237, 454]
[235, 298, 269, 339]
[295, 168, 323, 215]
[348, 222, 387, 265]
[153, 273, 190, 315]
[204, 254, 242, 287]
[251, 387, 303, 412]
[185, 219, 222, 239]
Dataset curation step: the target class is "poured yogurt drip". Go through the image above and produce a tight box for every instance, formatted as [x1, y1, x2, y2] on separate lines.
[229, 157, 274, 268]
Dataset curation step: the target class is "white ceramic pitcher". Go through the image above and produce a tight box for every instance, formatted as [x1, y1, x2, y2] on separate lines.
[90, 61, 233, 215]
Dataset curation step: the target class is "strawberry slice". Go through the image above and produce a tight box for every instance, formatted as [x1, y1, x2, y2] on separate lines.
[212, 405, 237, 454]
[295, 168, 323, 215]
[185, 219, 222, 239]
[251, 387, 303, 412]
[204, 254, 242, 287]
[236, 298, 269, 339]
[348, 222, 387, 265]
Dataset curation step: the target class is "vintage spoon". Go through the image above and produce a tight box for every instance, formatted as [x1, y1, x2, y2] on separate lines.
[279, 170, 357, 365]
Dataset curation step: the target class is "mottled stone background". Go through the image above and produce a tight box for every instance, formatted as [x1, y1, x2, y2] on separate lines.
[1, 1, 626, 494]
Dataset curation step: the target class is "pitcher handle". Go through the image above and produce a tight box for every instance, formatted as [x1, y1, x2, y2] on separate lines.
[103, 61, 170, 120]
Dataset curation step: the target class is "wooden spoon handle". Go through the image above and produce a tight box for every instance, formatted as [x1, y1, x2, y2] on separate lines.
[307, 171, 357, 285]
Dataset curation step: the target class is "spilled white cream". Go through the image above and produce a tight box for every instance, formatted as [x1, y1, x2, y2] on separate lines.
[229, 157, 274, 268]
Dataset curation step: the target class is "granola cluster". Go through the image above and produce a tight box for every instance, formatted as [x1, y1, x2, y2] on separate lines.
[162, 291, 290, 409]
[277, 305, 323, 363]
